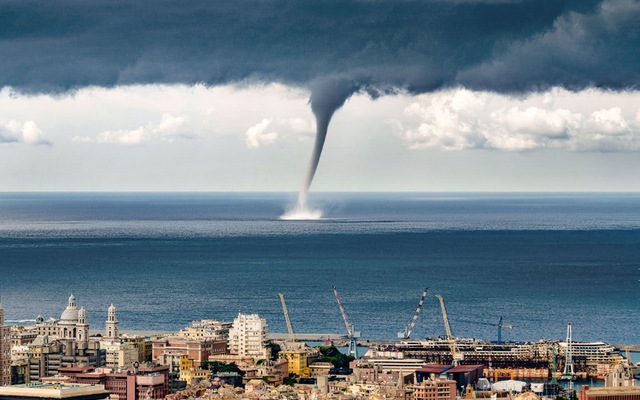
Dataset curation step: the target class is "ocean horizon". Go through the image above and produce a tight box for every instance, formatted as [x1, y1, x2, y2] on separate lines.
[1, 192, 639, 345]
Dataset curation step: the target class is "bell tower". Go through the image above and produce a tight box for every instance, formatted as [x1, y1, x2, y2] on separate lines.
[77, 307, 89, 342]
[106, 304, 119, 340]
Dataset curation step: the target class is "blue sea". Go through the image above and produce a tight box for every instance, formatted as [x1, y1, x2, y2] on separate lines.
[1, 192, 639, 345]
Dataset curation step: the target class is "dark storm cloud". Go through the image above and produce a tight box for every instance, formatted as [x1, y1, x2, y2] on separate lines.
[1, 0, 636, 95]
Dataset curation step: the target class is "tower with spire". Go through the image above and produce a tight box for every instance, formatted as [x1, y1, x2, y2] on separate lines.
[106, 304, 119, 340]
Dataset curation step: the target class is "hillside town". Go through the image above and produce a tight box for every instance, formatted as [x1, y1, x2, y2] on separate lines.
[0, 295, 638, 400]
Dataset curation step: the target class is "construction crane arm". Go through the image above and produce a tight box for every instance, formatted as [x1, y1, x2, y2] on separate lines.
[436, 294, 458, 364]
[333, 286, 353, 337]
[406, 288, 428, 339]
[278, 293, 295, 342]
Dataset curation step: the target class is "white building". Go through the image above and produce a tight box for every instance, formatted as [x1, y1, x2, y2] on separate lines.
[178, 319, 231, 341]
[228, 313, 269, 360]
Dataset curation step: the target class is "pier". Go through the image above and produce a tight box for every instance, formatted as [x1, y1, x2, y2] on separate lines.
[267, 333, 347, 341]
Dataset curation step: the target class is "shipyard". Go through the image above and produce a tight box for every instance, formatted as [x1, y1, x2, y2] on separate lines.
[1, 291, 638, 400]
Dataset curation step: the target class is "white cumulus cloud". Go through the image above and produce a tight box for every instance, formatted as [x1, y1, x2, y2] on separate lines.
[73, 113, 191, 145]
[244, 117, 314, 148]
[397, 89, 640, 152]
[245, 118, 278, 149]
[0, 120, 51, 145]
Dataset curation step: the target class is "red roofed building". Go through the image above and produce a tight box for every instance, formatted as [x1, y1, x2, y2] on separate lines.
[152, 337, 226, 367]
[58, 364, 169, 400]
[409, 378, 457, 400]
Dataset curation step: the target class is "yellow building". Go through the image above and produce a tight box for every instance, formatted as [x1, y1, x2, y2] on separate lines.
[181, 355, 193, 371]
[279, 350, 310, 378]
[179, 367, 210, 385]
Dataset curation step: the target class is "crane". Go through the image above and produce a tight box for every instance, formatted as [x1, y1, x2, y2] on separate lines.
[332, 286, 360, 358]
[398, 288, 429, 339]
[560, 322, 575, 390]
[496, 317, 513, 344]
[278, 293, 296, 342]
[436, 294, 462, 365]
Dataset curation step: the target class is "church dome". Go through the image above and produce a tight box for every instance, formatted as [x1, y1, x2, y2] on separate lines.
[60, 306, 79, 322]
[60, 293, 79, 323]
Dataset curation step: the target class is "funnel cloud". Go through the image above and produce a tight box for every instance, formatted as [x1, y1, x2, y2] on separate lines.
[297, 80, 358, 209]
[1, 0, 640, 198]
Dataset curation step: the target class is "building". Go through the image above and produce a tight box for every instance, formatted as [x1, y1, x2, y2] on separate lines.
[178, 320, 231, 341]
[10, 358, 29, 385]
[100, 341, 138, 369]
[120, 336, 152, 363]
[212, 372, 243, 388]
[105, 305, 118, 341]
[59, 364, 170, 400]
[34, 316, 59, 338]
[155, 351, 188, 376]
[58, 295, 84, 341]
[253, 359, 288, 385]
[27, 337, 105, 382]
[409, 378, 457, 400]
[179, 361, 209, 386]
[10, 327, 37, 347]
[605, 360, 637, 387]
[0, 382, 109, 400]
[356, 356, 428, 376]
[152, 336, 226, 367]
[227, 313, 269, 360]
[27, 296, 106, 382]
[279, 349, 310, 377]
[579, 386, 640, 400]
[309, 362, 333, 377]
[1, 298, 11, 386]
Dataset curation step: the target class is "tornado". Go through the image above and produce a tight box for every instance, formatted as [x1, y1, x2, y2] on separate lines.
[296, 80, 357, 210]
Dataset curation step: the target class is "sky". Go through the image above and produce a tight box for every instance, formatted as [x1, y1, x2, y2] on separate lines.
[1, 0, 639, 192]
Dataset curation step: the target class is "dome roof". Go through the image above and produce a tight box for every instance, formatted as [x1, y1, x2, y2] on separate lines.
[60, 293, 79, 323]
[108, 303, 116, 312]
[60, 306, 79, 323]
[36, 315, 44, 323]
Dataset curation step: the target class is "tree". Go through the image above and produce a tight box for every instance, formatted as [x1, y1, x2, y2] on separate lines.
[201, 361, 245, 376]
[317, 346, 353, 368]
[267, 340, 282, 359]
[283, 374, 297, 386]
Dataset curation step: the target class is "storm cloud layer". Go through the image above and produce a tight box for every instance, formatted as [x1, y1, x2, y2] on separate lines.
[1, 0, 638, 95]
